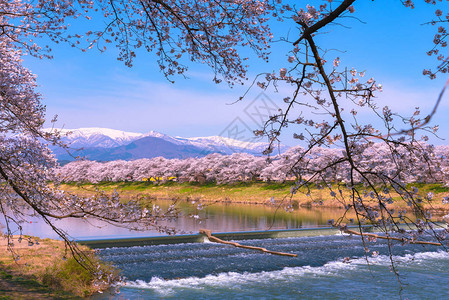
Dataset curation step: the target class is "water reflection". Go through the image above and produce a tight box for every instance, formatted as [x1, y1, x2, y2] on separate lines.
[0, 200, 437, 240]
[176, 201, 349, 233]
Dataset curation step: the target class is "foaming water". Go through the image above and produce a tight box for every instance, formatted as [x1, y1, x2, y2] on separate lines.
[92, 235, 449, 299]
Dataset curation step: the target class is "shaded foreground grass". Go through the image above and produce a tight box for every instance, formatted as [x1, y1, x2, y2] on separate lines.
[0, 269, 71, 299]
[0, 236, 118, 298]
[61, 181, 449, 211]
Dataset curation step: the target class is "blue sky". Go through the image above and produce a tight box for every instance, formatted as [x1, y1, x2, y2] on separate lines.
[23, 0, 449, 146]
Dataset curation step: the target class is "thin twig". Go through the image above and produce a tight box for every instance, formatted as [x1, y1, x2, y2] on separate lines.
[344, 229, 442, 246]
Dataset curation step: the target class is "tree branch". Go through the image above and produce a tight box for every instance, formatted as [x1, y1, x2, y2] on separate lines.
[293, 0, 356, 46]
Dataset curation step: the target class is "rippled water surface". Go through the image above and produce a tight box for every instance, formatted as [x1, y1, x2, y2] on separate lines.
[92, 233, 449, 299]
[2, 202, 356, 239]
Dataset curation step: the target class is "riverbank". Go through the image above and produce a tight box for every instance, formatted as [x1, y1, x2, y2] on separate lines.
[60, 181, 449, 211]
[0, 236, 117, 298]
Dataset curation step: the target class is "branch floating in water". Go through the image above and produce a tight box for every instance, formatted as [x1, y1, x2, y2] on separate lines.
[199, 229, 298, 257]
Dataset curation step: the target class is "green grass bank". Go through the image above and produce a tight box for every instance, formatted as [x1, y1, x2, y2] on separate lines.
[61, 181, 449, 211]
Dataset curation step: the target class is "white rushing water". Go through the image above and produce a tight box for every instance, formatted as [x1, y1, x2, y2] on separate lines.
[92, 234, 449, 299]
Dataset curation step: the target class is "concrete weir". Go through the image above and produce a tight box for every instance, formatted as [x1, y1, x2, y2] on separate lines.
[77, 225, 374, 249]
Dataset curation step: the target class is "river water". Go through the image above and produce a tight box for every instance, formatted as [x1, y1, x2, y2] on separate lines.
[3, 199, 444, 239]
[2, 201, 355, 239]
[92, 233, 449, 299]
[87, 201, 449, 299]
[2, 201, 448, 299]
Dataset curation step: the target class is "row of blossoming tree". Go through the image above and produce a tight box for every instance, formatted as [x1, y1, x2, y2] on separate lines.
[58, 143, 449, 186]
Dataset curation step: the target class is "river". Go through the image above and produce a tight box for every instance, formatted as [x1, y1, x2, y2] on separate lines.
[2, 201, 448, 299]
[92, 233, 449, 299]
[2, 201, 358, 239]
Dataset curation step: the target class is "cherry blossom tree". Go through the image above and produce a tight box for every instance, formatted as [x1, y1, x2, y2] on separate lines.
[0, 1, 282, 278]
[1, 0, 449, 288]
[244, 0, 449, 281]
[0, 42, 176, 283]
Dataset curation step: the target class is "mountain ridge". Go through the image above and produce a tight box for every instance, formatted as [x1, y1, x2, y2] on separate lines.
[46, 127, 289, 162]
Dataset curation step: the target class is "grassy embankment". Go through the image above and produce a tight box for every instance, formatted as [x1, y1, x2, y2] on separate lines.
[0, 236, 118, 299]
[60, 181, 449, 212]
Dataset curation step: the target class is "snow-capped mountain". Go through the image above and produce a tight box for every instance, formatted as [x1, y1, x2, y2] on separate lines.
[44, 127, 145, 148]
[46, 127, 289, 162]
[175, 136, 272, 155]
[145, 130, 287, 154]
